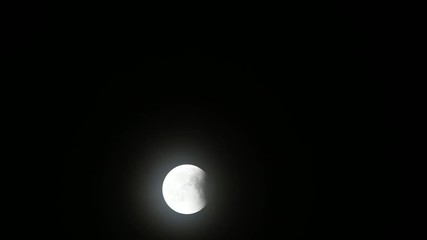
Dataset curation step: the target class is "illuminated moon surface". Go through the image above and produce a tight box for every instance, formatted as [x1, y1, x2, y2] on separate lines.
[162, 164, 207, 214]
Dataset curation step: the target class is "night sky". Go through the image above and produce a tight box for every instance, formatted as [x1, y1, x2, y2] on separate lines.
[8, 3, 394, 240]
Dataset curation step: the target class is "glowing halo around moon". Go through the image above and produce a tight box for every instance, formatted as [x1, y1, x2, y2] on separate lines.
[162, 164, 207, 214]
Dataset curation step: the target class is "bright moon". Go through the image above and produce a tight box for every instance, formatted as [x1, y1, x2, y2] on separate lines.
[162, 164, 207, 214]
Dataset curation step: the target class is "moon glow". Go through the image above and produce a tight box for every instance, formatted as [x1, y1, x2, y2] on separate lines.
[162, 164, 207, 214]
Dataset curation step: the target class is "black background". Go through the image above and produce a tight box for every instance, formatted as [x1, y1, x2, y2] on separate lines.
[7, 3, 394, 240]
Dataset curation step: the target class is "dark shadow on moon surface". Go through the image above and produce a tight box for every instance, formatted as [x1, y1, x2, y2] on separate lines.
[187, 169, 206, 202]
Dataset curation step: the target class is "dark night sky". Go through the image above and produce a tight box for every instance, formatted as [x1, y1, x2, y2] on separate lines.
[7, 3, 395, 240]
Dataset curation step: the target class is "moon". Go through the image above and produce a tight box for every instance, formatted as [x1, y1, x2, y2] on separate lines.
[162, 164, 207, 214]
